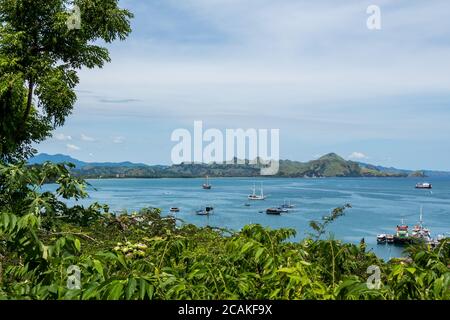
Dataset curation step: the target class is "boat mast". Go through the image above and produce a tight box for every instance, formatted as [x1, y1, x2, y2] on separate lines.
[260, 182, 264, 198]
[420, 206, 423, 226]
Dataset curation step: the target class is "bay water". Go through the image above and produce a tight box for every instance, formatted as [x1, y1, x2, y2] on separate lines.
[45, 177, 450, 261]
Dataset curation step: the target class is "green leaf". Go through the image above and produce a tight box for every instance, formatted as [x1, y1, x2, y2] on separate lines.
[93, 259, 104, 277]
[107, 282, 124, 300]
[126, 278, 137, 300]
[139, 279, 147, 300]
[74, 239, 81, 252]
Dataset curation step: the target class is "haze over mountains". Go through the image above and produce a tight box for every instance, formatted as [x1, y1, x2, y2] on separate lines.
[29, 153, 450, 179]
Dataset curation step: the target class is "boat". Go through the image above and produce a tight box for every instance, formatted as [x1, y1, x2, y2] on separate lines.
[170, 207, 180, 213]
[416, 182, 432, 189]
[196, 206, 214, 216]
[386, 234, 395, 244]
[266, 208, 282, 215]
[244, 203, 251, 207]
[248, 183, 266, 200]
[280, 200, 295, 210]
[393, 220, 412, 245]
[411, 207, 432, 242]
[377, 234, 387, 244]
[202, 176, 212, 190]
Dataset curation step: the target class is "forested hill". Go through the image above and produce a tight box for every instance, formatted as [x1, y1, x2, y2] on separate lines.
[28, 153, 448, 179]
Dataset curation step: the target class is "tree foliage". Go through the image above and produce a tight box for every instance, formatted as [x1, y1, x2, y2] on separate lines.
[0, 0, 133, 161]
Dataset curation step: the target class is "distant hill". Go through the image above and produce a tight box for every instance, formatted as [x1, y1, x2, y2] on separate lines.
[29, 153, 149, 169]
[29, 153, 87, 168]
[28, 152, 450, 179]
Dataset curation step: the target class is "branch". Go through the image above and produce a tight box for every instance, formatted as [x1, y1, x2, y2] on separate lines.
[49, 231, 101, 244]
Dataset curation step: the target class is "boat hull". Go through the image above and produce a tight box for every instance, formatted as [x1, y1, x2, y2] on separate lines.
[266, 208, 282, 215]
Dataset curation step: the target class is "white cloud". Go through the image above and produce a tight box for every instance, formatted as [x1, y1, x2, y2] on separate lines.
[113, 136, 125, 144]
[54, 133, 72, 141]
[81, 133, 96, 142]
[349, 152, 369, 160]
[66, 144, 81, 151]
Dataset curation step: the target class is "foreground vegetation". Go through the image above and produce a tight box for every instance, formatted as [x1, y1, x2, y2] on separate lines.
[0, 162, 449, 300]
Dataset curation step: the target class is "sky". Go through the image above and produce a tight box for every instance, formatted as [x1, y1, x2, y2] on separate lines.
[36, 0, 450, 170]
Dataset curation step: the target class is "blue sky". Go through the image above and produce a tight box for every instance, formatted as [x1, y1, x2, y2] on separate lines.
[36, 0, 450, 170]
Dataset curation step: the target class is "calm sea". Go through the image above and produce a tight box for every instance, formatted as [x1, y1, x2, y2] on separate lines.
[44, 177, 450, 261]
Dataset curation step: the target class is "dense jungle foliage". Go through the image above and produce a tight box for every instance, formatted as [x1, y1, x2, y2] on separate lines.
[0, 162, 449, 300]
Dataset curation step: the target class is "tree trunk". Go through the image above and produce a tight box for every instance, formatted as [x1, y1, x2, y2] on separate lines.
[14, 79, 34, 143]
[23, 78, 34, 124]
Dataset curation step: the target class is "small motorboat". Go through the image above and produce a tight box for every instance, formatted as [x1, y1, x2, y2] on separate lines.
[170, 207, 180, 213]
[196, 206, 214, 216]
[266, 208, 283, 215]
[377, 234, 387, 244]
[244, 203, 251, 207]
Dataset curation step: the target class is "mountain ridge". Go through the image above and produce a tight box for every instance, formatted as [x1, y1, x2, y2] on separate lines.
[28, 153, 450, 178]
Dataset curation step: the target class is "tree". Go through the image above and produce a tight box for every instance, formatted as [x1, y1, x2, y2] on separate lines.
[0, 0, 133, 162]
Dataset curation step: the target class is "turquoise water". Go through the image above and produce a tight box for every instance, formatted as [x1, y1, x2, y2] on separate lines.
[46, 177, 450, 261]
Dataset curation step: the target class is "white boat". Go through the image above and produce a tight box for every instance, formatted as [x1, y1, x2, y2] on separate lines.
[248, 183, 266, 200]
[411, 207, 432, 242]
[377, 234, 387, 244]
[416, 182, 432, 189]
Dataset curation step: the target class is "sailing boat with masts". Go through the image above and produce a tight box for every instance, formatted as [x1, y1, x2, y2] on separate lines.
[248, 182, 266, 200]
[411, 206, 432, 243]
[202, 175, 212, 190]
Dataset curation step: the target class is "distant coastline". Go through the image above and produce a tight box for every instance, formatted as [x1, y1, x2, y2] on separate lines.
[29, 153, 450, 180]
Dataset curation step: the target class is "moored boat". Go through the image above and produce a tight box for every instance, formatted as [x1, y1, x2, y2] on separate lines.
[377, 234, 387, 244]
[202, 176, 212, 189]
[386, 234, 395, 244]
[280, 200, 295, 210]
[248, 183, 266, 200]
[411, 207, 432, 242]
[394, 221, 412, 245]
[266, 208, 282, 215]
[170, 207, 180, 213]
